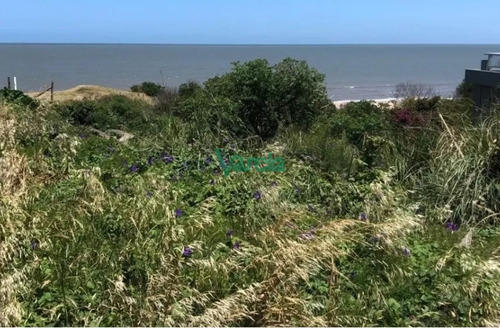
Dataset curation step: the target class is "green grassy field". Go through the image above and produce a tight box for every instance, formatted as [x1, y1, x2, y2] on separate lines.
[1, 60, 500, 326]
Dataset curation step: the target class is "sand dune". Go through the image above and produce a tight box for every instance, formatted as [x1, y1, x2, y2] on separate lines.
[26, 85, 153, 103]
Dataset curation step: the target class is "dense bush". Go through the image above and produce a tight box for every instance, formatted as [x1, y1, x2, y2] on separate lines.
[0, 88, 39, 109]
[55, 95, 153, 131]
[204, 58, 332, 138]
[178, 81, 203, 98]
[320, 101, 388, 146]
[455, 80, 474, 100]
[130, 81, 164, 97]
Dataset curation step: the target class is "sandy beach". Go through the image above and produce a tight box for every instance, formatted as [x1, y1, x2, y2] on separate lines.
[333, 98, 398, 108]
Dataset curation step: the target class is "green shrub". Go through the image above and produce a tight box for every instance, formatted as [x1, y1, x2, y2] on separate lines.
[204, 58, 331, 139]
[322, 101, 388, 146]
[130, 81, 163, 97]
[176, 92, 248, 137]
[178, 81, 203, 98]
[55, 95, 152, 131]
[455, 80, 474, 100]
[0, 88, 39, 109]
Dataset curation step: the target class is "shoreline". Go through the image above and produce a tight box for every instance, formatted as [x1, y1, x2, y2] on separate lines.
[26, 84, 401, 107]
[333, 97, 397, 108]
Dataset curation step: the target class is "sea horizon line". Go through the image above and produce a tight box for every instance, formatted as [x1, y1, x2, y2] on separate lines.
[1, 42, 500, 46]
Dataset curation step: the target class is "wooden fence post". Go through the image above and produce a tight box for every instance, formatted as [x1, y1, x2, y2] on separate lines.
[7, 77, 11, 89]
[50, 81, 54, 102]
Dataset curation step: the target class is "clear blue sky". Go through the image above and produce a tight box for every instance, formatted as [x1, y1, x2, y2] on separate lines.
[1, 0, 499, 44]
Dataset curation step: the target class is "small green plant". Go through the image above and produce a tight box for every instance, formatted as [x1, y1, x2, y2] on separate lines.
[0, 88, 39, 109]
[130, 81, 163, 97]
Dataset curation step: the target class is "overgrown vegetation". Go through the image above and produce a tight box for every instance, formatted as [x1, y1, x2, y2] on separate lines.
[455, 80, 474, 100]
[1, 59, 499, 327]
[0, 88, 40, 109]
[130, 81, 164, 97]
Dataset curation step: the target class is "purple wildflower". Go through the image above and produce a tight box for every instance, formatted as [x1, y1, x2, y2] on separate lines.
[210, 179, 215, 185]
[205, 156, 212, 165]
[182, 247, 192, 257]
[43, 150, 52, 158]
[360, 213, 367, 221]
[253, 191, 261, 200]
[349, 271, 357, 279]
[370, 236, 380, 243]
[402, 247, 411, 256]
[233, 241, 241, 250]
[79, 134, 86, 139]
[295, 187, 301, 194]
[174, 208, 183, 218]
[148, 156, 154, 165]
[229, 144, 235, 151]
[299, 232, 314, 240]
[226, 229, 234, 238]
[130, 164, 139, 173]
[161, 153, 174, 164]
[445, 221, 459, 232]
[30, 238, 39, 250]
[270, 181, 278, 187]
[146, 191, 153, 198]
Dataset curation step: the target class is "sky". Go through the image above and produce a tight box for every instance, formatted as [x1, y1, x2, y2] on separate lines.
[1, 0, 499, 44]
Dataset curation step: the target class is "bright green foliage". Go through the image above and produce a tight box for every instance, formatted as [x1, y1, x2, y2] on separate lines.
[204, 58, 331, 138]
[321, 101, 388, 146]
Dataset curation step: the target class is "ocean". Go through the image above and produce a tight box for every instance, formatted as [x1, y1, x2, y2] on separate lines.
[1, 44, 500, 100]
